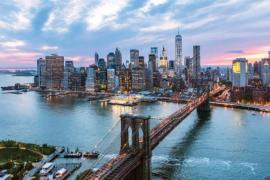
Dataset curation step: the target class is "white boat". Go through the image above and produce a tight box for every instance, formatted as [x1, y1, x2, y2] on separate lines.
[40, 163, 55, 176]
[108, 95, 138, 106]
[54, 168, 68, 179]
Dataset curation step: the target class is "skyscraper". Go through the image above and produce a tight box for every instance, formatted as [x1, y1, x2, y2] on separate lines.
[86, 65, 97, 92]
[130, 49, 139, 66]
[131, 67, 146, 91]
[107, 52, 115, 69]
[247, 63, 253, 80]
[63, 61, 74, 90]
[115, 48, 122, 72]
[107, 68, 116, 92]
[175, 30, 182, 74]
[192, 45, 201, 79]
[232, 58, 248, 87]
[185, 56, 193, 83]
[150, 47, 158, 58]
[150, 47, 158, 69]
[37, 58, 46, 88]
[97, 58, 107, 91]
[262, 58, 270, 86]
[45, 54, 64, 89]
[95, 52, 99, 65]
[138, 56, 145, 68]
[148, 54, 157, 72]
[168, 60, 175, 70]
[159, 46, 168, 71]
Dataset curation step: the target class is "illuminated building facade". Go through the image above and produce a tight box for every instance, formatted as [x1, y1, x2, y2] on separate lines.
[97, 58, 107, 91]
[131, 67, 146, 91]
[119, 65, 132, 92]
[232, 58, 248, 87]
[159, 46, 168, 71]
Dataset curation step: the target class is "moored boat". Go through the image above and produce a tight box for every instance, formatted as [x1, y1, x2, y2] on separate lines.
[83, 151, 100, 159]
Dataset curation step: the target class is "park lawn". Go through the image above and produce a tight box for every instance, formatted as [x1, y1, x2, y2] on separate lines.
[0, 148, 42, 164]
[0, 140, 55, 155]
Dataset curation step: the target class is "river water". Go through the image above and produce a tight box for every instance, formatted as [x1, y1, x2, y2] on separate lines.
[0, 74, 270, 179]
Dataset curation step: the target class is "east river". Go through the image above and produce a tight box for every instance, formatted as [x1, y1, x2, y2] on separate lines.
[0, 74, 270, 179]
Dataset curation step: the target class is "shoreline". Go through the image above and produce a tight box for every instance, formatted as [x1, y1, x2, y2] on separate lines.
[210, 101, 270, 113]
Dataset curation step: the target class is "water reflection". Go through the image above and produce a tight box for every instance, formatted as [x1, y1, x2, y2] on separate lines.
[153, 110, 212, 179]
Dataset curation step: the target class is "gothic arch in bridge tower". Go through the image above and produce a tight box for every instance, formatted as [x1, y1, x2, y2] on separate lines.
[120, 114, 150, 153]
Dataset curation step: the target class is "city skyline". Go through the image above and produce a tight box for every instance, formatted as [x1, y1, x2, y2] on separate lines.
[0, 0, 270, 68]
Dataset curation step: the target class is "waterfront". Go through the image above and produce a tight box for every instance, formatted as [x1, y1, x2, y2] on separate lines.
[1, 74, 270, 179]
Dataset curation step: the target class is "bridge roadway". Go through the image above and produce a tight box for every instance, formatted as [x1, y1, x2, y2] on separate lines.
[85, 87, 225, 180]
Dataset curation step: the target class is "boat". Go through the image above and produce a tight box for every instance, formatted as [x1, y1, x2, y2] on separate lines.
[108, 95, 138, 106]
[83, 151, 100, 159]
[64, 151, 82, 158]
[40, 162, 55, 176]
[1, 83, 28, 91]
[54, 168, 68, 179]
[64, 147, 82, 158]
[1, 86, 14, 91]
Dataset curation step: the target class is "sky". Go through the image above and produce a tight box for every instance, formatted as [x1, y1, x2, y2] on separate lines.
[0, 0, 270, 68]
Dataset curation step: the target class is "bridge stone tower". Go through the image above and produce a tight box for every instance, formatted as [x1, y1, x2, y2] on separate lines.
[120, 114, 152, 180]
[197, 77, 211, 112]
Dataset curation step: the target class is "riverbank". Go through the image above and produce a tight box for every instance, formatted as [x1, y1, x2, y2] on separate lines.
[0, 140, 55, 179]
[211, 101, 270, 113]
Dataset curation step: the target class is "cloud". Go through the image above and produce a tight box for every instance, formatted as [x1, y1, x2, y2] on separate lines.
[66, 56, 94, 66]
[183, 16, 218, 30]
[0, 40, 26, 49]
[226, 50, 245, 54]
[85, 0, 130, 31]
[43, 0, 85, 33]
[43, 0, 130, 32]
[0, 51, 43, 67]
[118, 34, 166, 47]
[40, 45, 59, 50]
[139, 0, 168, 13]
[0, 0, 41, 30]
[140, 13, 179, 33]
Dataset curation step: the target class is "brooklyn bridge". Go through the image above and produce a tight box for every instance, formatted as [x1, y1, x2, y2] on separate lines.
[84, 86, 226, 180]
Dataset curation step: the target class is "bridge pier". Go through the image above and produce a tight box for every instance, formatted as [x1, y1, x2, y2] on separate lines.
[120, 114, 152, 180]
[197, 97, 210, 112]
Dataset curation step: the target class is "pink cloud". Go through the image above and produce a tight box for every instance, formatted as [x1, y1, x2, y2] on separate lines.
[65, 56, 94, 67]
[204, 44, 270, 65]
[0, 51, 95, 68]
[0, 51, 43, 67]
